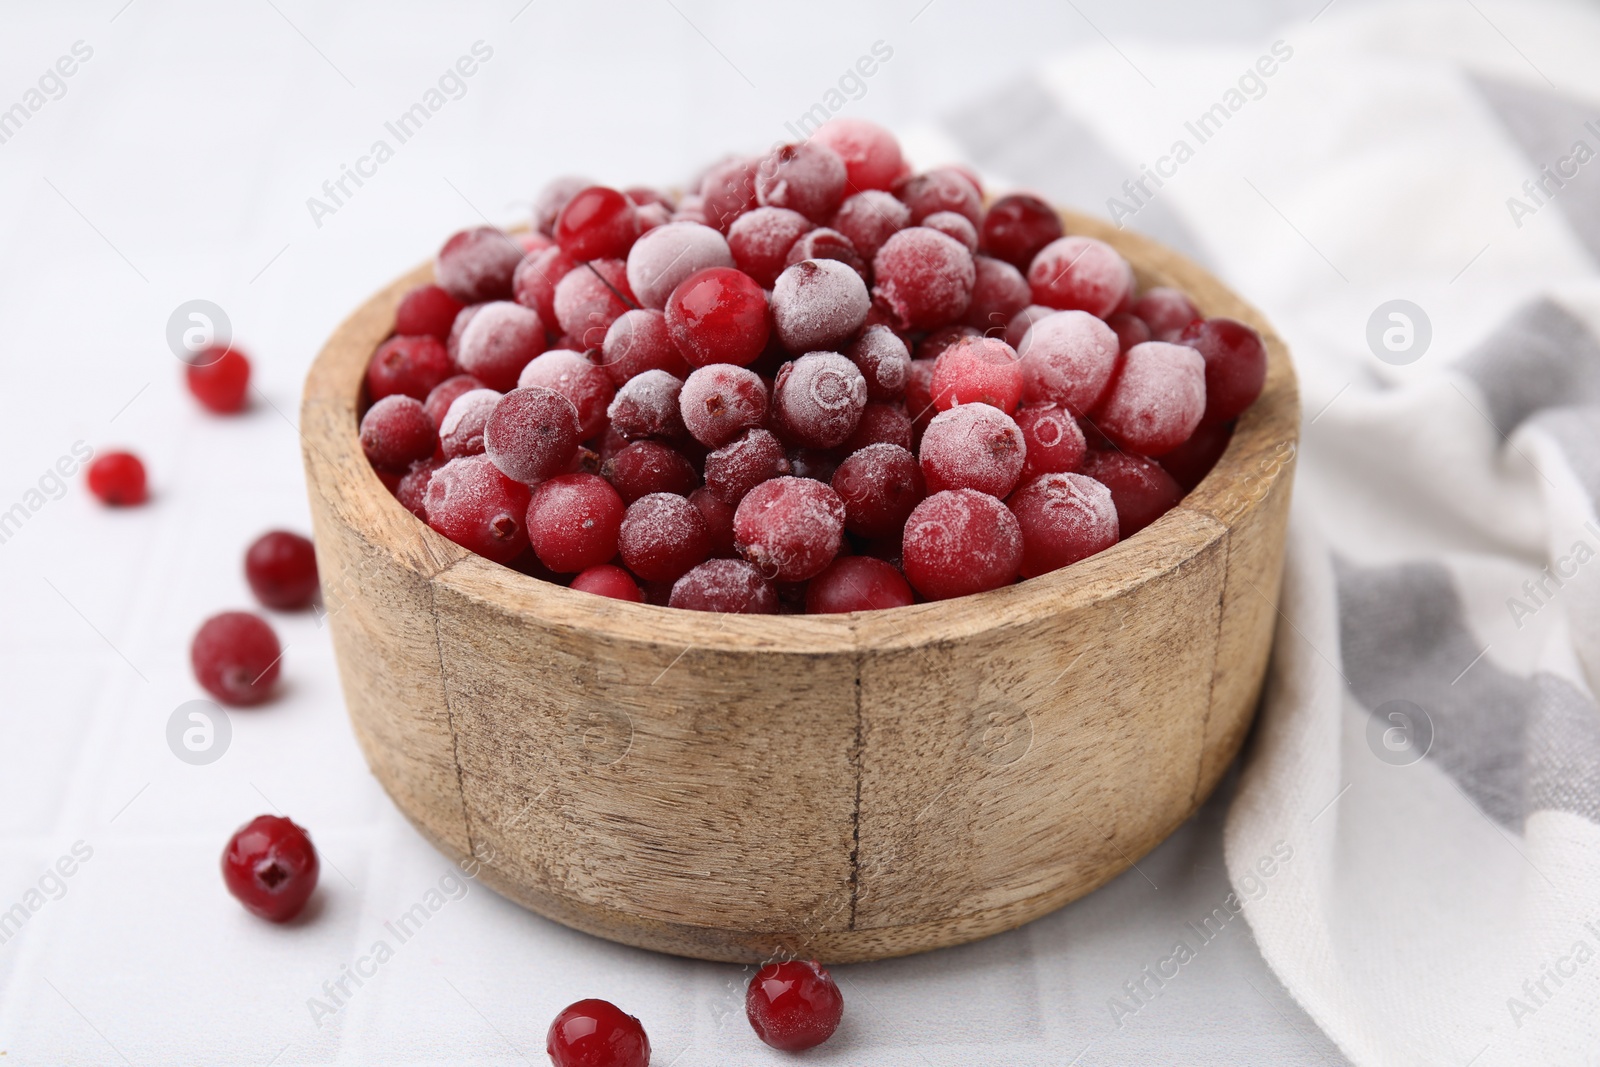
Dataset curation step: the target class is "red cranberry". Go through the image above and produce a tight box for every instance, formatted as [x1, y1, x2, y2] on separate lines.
[570, 563, 644, 602]
[1005, 304, 1055, 348]
[245, 531, 318, 611]
[517, 350, 614, 439]
[619, 493, 710, 582]
[689, 486, 738, 557]
[704, 428, 789, 504]
[439, 389, 499, 459]
[513, 245, 579, 328]
[436, 227, 523, 304]
[396, 457, 441, 519]
[699, 155, 762, 232]
[527, 473, 625, 573]
[1016, 403, 1087, 480]
[367, 335, 454, 402]
[664, 267, 770, 368]
[1133, 287, 1202, 341]
[679, 364, 768, 448]
[1079, 450, 1185, 536]
[784, 227, 868, 280]
[902, 489, 1023, 600]
[625, 221, 734, 309]
[897, 167, 983, 227]
[600, 309, 691, 385]
[905, 358, 937, 437]
[728, 207, 815, 288]
[931, 335, 1024, 413]
[423, 455, 533, 563]
[756, 142, 849, 223]
[829, 190, 910, 262]
[1178, 317, 1268, 424]
[1018, 310, 1120, 415]
[832, 443, 923, 539]
[607, 369, 687, 442]
[922, 210, 979, 252]
[360, 395, 438, 470]
[669, 558, 779, 613]
[771, 258, 870, 354]
[1008, 472, 1120, 577]
[221, 814, 319, 923]
[455, 301, 547, 392]
[733, 476, 845, 582]
[772, 352, 868, 449]
[423, 374, 487, 428]
[1107, 310, 1153, 351]
[602, 441, 700, 502]
[86, 451, 148, 506]
[186, 347, 252, 413]
[807, 556, 915, 613]
[746, 959, 845, 1052]
[812, 117, 907, 192]
[555, 186, 641, 261]
[1092, 341, 1206, 457]
[553, 259, 635, 348]
[920, 404, 1026, 497]
[980, 193, 1064, 269]
[546, 999, 650, 1067]
[396, 284, 465, 341]
[192, 611, 282, 706]
[963, 255, 1032, 334]
[845, 325, 911, 402]
[484, 388, 582, 484]
[1160, 419, 1233, 491]
[533, 175, 594, 235]
[872, 227, 976, 331]
[842, 401, 914, 452]
[1027, 235, 1134, 318]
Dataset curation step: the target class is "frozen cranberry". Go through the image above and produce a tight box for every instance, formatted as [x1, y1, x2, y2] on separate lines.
[922, 210, 978, 252]
[599, 308, 691, 384]
[483, 387, 581, 484]
[703, 428, 789, 504]
[902, 489, 1022, 600]
[915, 325, 980, 364]
[727, 206, 814, 288]
[521, 231, 556, 254]
[980, 193, 1064, 270]
[734, 476, 845, 582]
[635, 202, 671, 232]
[746, 959, 845, 1052]
[931, 335, 1024, 413]
[1160, 419, 1233, 491]
[618, 492, 710, 582]
[395, 284, 465, 341]
[1028, 235, 1134, 318]
[689, 486, 737, 557]
[1005, 304, 1055, 349]
[554, 259, 635, 347]
[680, 364, 767, 447]
[771, 258, 870, 354]
[787, 447, 842, 484]
[608, 369, 687, 442]
[905, 358, 937, 436]
[439, 389, 499, 459]
[423, 374, 487, 428]
[533, 175, 594, 235]
[603, 441, 699, 502]
[625, 186, 673, 209]
[672, 197, 710, 226]
[829, 190, 909, 263]
[1093, 341, 1206, 456]
[527, 473, 625, 572]
[1107, 311, 1152, 351]
[699, 155, 762, 232]
[1080, 451, 1184, 536]
[1016, 403, 1087, 480]
[772, 352, 868, 449]
[360, 395, 438, 470]
[1007, 472, 1119, 578]
[454, 302, 546, 393]
[570, 563, 644, 602]
[919, 404, 1026, 497]
[784, 228, 867, 279]
[664, 267, 770, 368]
[845, 325, 911, 402]
[396, 457, 440, 519]
[812, 117, 906, 193]
[436, 227, 523, 304]
[221, 815, 318, 923]
[191, 611, 281, 706]
[186, 347, 252, 413]
[1133, 287, 1202, 341]
[1018, 310, 1120, 415]
[375, 468, 403, 495]
[842, 401, 913, 452]
[872, 227, 976, 331]
[832, 443, 923, 539]
[554, 186, 640, 261]
[546, 999, 650, 1067]
[669, 558, 779, 613]
[513, 245, 578, 329]
[807, 556, 914, 613]
[963, 256, 1032, 334]
[625, 221, 734, 309]
[1178, 317, 1267, 424]
[367, 335, 454, 402]
[517, 350, 614, 439]
[423, 455, 532, 562]
[896, 167, 982, 228]
[245, 531, 318, 610]
[756, 142, 848, 223]
[86, 451, 148, 506]
[446, 305, 482, 362]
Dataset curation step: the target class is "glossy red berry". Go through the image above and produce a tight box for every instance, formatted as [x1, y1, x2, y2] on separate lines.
[367, 335, 455, 402]
[664, 267, 771, 368]
[191, 611, 282, 706]
[547, 999, 650, 1067]
[806, 555, 915, 613]
[527, 473, 625, 573]
[186, 347, 252, 414]
[245, 531, 318, 610]
[86, 451, 148, 506]
[570, 563, 644, 602]
[746, 959, 845, 1052]
[555, 186, 642, 261]
[395, 284, 465, 341]
[222, 814, 319, 923]
[1178, 317, 1267, 424]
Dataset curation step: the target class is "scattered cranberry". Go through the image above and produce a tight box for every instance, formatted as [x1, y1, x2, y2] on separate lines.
[872, 227, 976, 331]
[86, 451, 148, 506]
[618, 493, 710, 582]
[931, 335, 1024, 413]
[555, 186, 641, 261]
[625, 221, 734, 309]
[919, 404, 1026, 497]
[902, 489, 1022, 600]
[665, 267, 770, 368]
[807, 555, 916, 612]
[771, 258, 870, 354]
[367, 335, 454, 402]
[980, 193, 1064, 270]
[812, 117, 906, 193]
[1028, 235, 1134, 318]
[1178, 317, 1267, 424]
[221, 814, 319, 923]
[245, 531, 318, 610]
[1133, 287, 1202, 341]
[547, 999, 650, 1067]
[1080, 450, 1185, 537]
[186, 347, 252, 413]
[745, 959, 845, 1052]
[679, 364, 768, 448]
[669, 558, 779, 613]
[1092, 341, 1206, 457]
[360, 395, 438, 470]
[395, 284, 465, 341]
[570, 563, 644, 603]
[734, 477, 845, 582]
[436, 227, 523, 304]
[484, 388, 582, 484]
[423, 455, 533, 563]
[192, 611, 282, 706]
[1008, 472, 1120, 577]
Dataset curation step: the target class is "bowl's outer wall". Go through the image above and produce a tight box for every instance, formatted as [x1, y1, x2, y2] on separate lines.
[301, 212, 1298, 963]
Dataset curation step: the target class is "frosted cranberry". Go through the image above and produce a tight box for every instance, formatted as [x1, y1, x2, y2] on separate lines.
[1018, 310, 1121, 415]
[1016, 403, 1087, 480]
[734, 477, 844, 582]
[554, 259, 635, 347]
[905, 358, 937, 437]
[980, 194, 1064, 270]
[915, 325, 980, 364]
[222, 815, 318, 923]
[687, 486, 738, 558]
[845, 325, 911, 402]
[423, 455, 532, 562]
[1005, 304, 1055, 348]
[599, 308, 691, 385]
[672, 197, 710, 226]
[699, 155, 762, 232]
[746, 958, 843, 1051]
[922, 210, 978, 252]
[635, 202, 671, 233]
[520, 232, 556, 253]
[680, 364, 767, 447]
[771, 259, 870, 354]
[669, 558, 779, 613]
[1133, 287, 1202, 341]
[872, 227, 976, 331]
[903, 489, 1022, 600]
[86, 451, 148, 506]
[829, 190, 909, 263]
[554, 186, 640, 262]
[665, 267, 770, 368]
[439, 389, 499, 458]
[547, 999, 649, 1067]
[963, 256, 1032, 334]
[772, 352, 868, 448]
[1028, 235, 1134, 318]
[453, 302, 546, 392]
[603, 441, 699, 502]
[517, 350, 614, 439]
[1178, 317, 1267, 424]
[533, 175, 594, 235]
[832, 443, 923, 538]
[423, 374, 486, 428]
[804, 556, 911, 613]
[192, 611, 281, 706]
[367, 335, 454, 402]
[446, 305, 482, 362]
[931, 336, 1024, 413]
[513, 245, 578, 328]
[1007, 472, 1119, 577]
[396, 284, 465, 341]
[1160, 419, 1233, 491]
[570, 563, 644, 602]
[484, 387, 581, 484]
[727, 207, 814, 288]
[704, 428, 789, 504]
[360, 395, 438, 470]
[244, 531, 318, 611]
[843, 402, 913, 452]
[1107, 311, 1152, 351]
[787, 447, 842, 483]
[895, 168, 981, 229]
[436, 227, 523, 304]
[608, 369, 687, 442]
[625, 221, 734, 309]
[1080, 451, 1184, 536]
[784, 227, 868, 279]
[920, 404, 1026, 497]
[618, 493, 710, 581]
[186, 347, 252, 413]
[756, 142, 848, 223]
[396, 457, 440, 519]
[1093, 341, 1206, 456]
[812, 117, 906, 193]
[527, 473, 624, 572]
[625, 186, 673, 209]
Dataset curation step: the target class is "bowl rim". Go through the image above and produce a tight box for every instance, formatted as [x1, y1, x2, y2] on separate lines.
[302, 208, 1298, 656]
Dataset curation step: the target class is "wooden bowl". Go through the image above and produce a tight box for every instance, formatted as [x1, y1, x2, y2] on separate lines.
[301, 210, 1297, 963]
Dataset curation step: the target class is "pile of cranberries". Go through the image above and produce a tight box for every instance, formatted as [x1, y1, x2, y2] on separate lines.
[362, 118, 1267, 614]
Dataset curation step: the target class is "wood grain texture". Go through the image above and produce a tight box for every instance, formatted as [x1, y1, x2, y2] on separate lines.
[300, 210, 1299, 963]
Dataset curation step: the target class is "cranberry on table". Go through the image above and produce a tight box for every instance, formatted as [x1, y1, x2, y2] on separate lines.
[86, 451, 148, 506]
[455, 301, 547, 393]
[664, 266, 771, 368]
[931, 335, 1024, 413]
[669, 558, 779, 613]
[395, 283, 465, 341]
[547, 998, 650, 1067]
[756, 141, 849, 223]
[423, 373, 487, 429]
[1016, 403, 1088, 480]
[980, 193, 1065, 270]
[1008, 472, 1120, 577]
[902, 488, 1023, 600]
[484, 388, 582, 485]
[600, 308, 691, 385]
[186, 347, 252, 414]
[423, 455, 533, 563]
[1092, 341, 1207, 457]
[679, 364, 768, 448]
[745, 959, 845, 1052]
[920, 404, 1026, 498]
[1178, 317, 1268, 424]
[1018, 309, 1121, 415]
[569, 563, 644, 603]
[1080, 450, 1186, 537]
[806, 555, 916, 613]
[436, 226, 524, 304]
[811, 116, 907, 193]
[603, 441, 700, 503]
[527, 473, 625, 573]
[772, 352, 869, 450]
[625, 221, 734, 309]
[367, 334, 454, 402]
[360, 395, 438, 470]
[727, 206, 814, 288]
[1027, 235, 1134, 319]
[618, 493, 711, 582]
[517, 349, 615, 440]
[733, 476, 845, 582]
[1133, 286, 1202, 341]
[245, 531, 319, 611]
[222, 814, 319, 923]
[554, 186, 641, 261]
[192, 611, 282, 706]
[872, 227, 976, 332]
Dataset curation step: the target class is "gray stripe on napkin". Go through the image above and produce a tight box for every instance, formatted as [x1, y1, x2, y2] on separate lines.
[1534, 405, 1600, 505]
[942, 77, 1212, 266]
[1336, 557, 1600, 828]
[1455, 299, 1600, 431]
